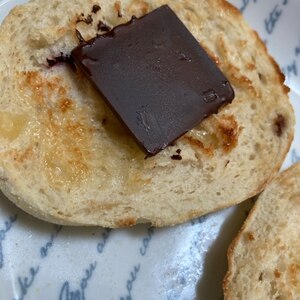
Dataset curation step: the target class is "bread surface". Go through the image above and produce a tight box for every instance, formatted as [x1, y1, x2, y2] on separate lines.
[224, 162, 300, 300]
[0, 0, 295, 227]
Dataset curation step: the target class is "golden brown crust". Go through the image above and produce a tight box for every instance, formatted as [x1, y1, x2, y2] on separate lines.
[251, 31, 290, 95]
[216, 115, 239, 153]
[219, 0, 241, 17]
[116, 217, 137, 227]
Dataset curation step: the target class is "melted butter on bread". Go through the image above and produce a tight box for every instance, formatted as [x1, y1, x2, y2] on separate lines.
[0, 111, 29, 141]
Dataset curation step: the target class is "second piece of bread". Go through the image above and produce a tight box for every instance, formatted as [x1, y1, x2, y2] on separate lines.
[224, 162, 300, 300]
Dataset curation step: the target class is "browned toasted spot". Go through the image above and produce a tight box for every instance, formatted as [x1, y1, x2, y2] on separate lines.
[274, 269, 281, 278]
[47, 109, 54, 125]
[10, 146, 33, 164]
[273, 114, 286, 137]
[185, 115, 239, 155]
[72, 146, 84, 159]
[127, 0, 150, 17]
[183, 136, 214, 156]
[217, 35, 229, 58]
[245, 231, 255, 241]
[59, 98, 73, 113]
[117, 217, 137, 227]
[288, 264, 300, 287]
[247, 63, 256, 71]
[69, 120, 95, 138]
[138, 1, 150, 14]
[22, 71, 68, 105]
[216, 36, 260, 97]
[23, 71, 39, 86]
[126, 0, 150, 15]
[238, 40, 248, 48]
[65, 121, 85, 138]
[46, 77, 64, 93]
[217, 115, 239, 152]
[226, 63, 260, 97]
[114, 1, 122, 17]
[23, 71, 44, 104]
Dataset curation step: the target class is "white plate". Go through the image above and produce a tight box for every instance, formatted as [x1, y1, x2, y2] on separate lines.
[0, 1, 299, 299]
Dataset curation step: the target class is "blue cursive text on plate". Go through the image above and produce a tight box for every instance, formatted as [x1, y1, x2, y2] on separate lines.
[13, 266, 39, 300]
[119, 226, 155, 299]
[139, 227, 154, 256]
[191, 215, 207, 226]
[97, 228, 112, 254]
[59, 261, 97, 300]
[40, 225, 62, 258]
[282, 60, 298, 79]
[281, 39, 300, 79]
[239, 0, 258, 13]
[265, 0, 289, 35]
[120, 264, 141, 300]
[295, 44, 300, 57]
[13, 225, 64, 299]
[0, 214, 17, 269]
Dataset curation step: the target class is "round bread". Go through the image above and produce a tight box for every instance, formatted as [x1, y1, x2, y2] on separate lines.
[0, 0, 295, 227]
[223, 162, 300, 299]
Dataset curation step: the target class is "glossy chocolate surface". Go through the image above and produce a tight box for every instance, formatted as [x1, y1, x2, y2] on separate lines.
[71, 5, 234, 155]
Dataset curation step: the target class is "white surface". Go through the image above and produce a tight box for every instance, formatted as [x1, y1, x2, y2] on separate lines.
[0, 0, 299, 299]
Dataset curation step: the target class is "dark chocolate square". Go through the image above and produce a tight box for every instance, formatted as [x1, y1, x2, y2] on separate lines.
[71, 5, 234, 155]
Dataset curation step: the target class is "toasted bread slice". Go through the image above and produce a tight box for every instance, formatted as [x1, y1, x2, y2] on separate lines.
[0, 0, 295, 227]
[224, 162, 300, 299]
